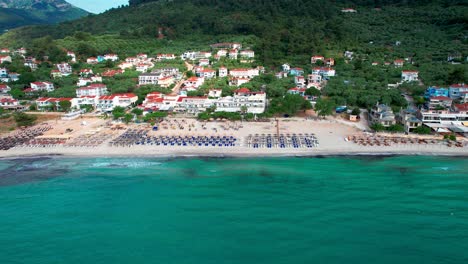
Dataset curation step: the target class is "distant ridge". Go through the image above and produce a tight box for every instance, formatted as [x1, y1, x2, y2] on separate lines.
[0, 0, 88, 31]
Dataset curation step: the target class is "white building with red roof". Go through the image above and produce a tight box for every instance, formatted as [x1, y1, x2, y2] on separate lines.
[80, 69, 94, 77]
[394, 59, 404, 67]
[312, 67, 336, 78]
[229, 78, 250, 87]
[30, 82, 55, 92]
[76, 84, 108, 97]
[175, 96, 214, 114]
[86, 57, 98, 64]
[0, 55, 12, 64]
[0, 84, 11, 94]
[0, 96, 22, 110]
[402, 70, 419, 82]
[97, 93, 138, 111]
[0, 48, 10, 54]
[198, 68, 216, 79]
[184, 77, 205, 90]
[36, 97, 78, 111]
[428, 96, 453, 109]
[288, 87, 307, 96]
[311, 55, 324, 64]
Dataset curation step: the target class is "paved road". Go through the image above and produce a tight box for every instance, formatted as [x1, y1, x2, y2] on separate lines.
[171, 61, 194, 95]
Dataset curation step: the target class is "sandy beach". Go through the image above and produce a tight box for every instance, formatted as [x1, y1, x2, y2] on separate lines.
[1, 116, 467, 158]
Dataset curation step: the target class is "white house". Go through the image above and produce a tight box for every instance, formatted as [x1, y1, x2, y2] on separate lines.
[240, 50, 255, 58]
[136, 63, 152, 72]
[139, 73, 160, 85]
[0, 55, 12, 64]
[282, 63, 291, 72]
[30, 82, 55, 92]
[228, 49, 238, 59]
[199, 59, 210, 66]
[295, 76, 306, 88]
[229, 68, 259, 79]
[229, 78, 250, 87]
[341, 8, 357, 13]
[157, 54, 176, 60]
[86, 57, 98, 64]
[218, 67, 228, 77]
[184, 77, 205, 89]
[208, 89, 222, 98]
[401, 70, 419, 82]
[67, 51, 76, 62]
[215, 88, 266, 114]
[217, 49, 228, 57]
[198, 68, 216, 79]
[97, 93, 138, 112]
[0, 84, 11, 94]
[175, 96, 214, 114]
[394, 59, 404, 67]
[308, 74, 322, 85]
[76, 84, 108, 97]
[80, 69, 94, 77]
[0, 96, 21, 110]
[311, 55, 324, 64]
[104, 54, 119, 61]
[36, 97, 78, 111]
[312, 67, 336, 78]
[77, 76, 102, 87]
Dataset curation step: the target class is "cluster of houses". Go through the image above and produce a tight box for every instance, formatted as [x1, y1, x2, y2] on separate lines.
[183, 42, 255, 62]
[368, 84, 468, 136]
[35, 83, 138, 112]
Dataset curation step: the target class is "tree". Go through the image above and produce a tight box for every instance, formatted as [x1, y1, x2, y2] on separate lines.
[413, 125, 431, 135]
[123, 113, 133, 124]
[370, 123, 385, 132]
[14, 113, 37, 127]
[351, 107, 361, 116]
[305, 87, 321, 96]
[58, 100, 72, 112]
[131, 108, 143, 116]
[112, 106, 126, 119]
[387, 124, 405, 133]
[314, 98, 334, 117]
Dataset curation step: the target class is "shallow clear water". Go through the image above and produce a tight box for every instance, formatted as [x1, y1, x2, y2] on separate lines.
[0, 156, 467, 264]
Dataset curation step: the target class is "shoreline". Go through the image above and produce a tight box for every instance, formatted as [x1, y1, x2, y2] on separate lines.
[1, 147, 467, 160]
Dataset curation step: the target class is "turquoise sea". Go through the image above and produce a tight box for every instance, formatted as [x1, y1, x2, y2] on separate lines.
[0, 156, 467, 264]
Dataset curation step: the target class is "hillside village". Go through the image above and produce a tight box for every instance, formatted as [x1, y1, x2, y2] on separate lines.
[0, 40, 467, 139]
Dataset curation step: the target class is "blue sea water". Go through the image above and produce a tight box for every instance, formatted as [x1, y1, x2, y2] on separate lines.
[0, 156, 467, 264]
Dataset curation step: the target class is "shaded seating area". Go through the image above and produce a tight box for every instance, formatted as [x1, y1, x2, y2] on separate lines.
[246, 133, 319, 148]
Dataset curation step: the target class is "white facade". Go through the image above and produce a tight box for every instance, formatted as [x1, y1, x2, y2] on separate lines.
[31, 82, 55, 92]
[218, 67, 228, 77]
[229, 68, 259, 79]
[104, 54, 119, 61]
[402, 71, 419, 82]
[0, 55, 12, 64]
[76, 84, 108, 97]
[215, 88, 266, 114]
[97, 93, 138, 112]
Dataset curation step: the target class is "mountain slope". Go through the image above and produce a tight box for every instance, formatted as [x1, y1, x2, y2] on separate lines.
[1, 0, 466, 67]
[0, 0, 88, 31]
